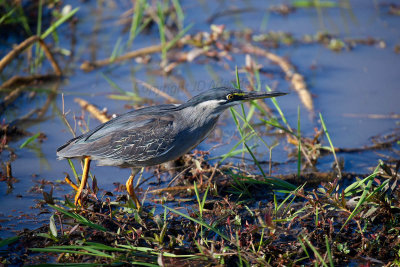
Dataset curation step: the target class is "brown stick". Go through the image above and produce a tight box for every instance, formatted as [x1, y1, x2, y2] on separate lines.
[74, 98, 111, 123]
[133, 78, 181, 104]
[0, 36, 39, 73]
[38, 39, 62, 75]
[242, 44, 314, 112]
[0, 35, 61, 111]
[0, 74, 60, 91]
[6, 162, 12, 179]
[80, 44, 165, 72]
[0, 36, 62, 76]
[3, 88, 22, 106]
[149, 184, 206, 194]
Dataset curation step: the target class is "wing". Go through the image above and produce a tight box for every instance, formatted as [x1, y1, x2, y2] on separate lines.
[57, 108, 177, 166]
[89, 115, 176, 164]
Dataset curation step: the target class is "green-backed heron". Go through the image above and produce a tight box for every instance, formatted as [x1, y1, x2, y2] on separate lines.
[57, 87, 287, 208]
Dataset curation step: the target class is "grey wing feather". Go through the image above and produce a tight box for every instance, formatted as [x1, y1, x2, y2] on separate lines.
[90, 116, 176, 165]
[57, 106, 178, 167]
[82, 104, 176, 142]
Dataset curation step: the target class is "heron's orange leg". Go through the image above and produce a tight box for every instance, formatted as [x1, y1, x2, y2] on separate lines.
[74, 157, 91, 205]
[64, 175, 79, 191]
[126, 171, 141, 209]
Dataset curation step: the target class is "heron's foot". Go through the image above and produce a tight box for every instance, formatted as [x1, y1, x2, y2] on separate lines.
[64, 175, 82, 205]
[74, 189, 83, 206]
[126, 175, 141, 209]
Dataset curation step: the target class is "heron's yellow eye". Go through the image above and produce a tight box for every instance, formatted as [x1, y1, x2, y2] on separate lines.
[226, 94, 234, 100]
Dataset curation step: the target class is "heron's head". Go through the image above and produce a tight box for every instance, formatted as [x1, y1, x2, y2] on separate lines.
[183, 87, 287, 114]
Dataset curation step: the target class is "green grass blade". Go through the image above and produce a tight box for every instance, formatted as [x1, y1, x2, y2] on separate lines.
[157, 2, 166, 61]
[34, 0, 43, 69]
[163, 205, 230, 242]
[231, 108, 273, 149]
[341, 164, 381, 230]
[0, 7, 16, 25]
[20, 132, 41, 148]
[127, 0, 145, 47]
[235, 66, 241, 90]
[67, 159, 79, 183]
[165, 23, 193, 51]
[49, 205, 107, 231]
[301, 236, 328, 267]
[84, 242, 127, 252]
[129, 262, 158, 267]
[41, 7, 79, 39]
[344, 165, 380, 194]
[118, 244, 201, 258]
[82, 247, 112, 258]
[244, 175, 296, 191]
[218, 132, 255, 163]
[214, 144, 257, 161]
[101, 72, 125, 93]
[297, 106, 301, 177]
[319, 113, 341, 178]
[245, 143, 266, 177]
[261, 118, 295, 135]
[0, 235, 19, 247]
[266, 85, 290, 128]
[193, 181, 202, 215]
[245, 103, 256, 123]
[201, 184, 210, 211]
[16, 4, 32, 35]
[110, 37, 122, 62]
[325, 235, 334, 267]
[292, 0, 337, 8]
[36, 0, 43, 37]
[171, 0, 184, 28]
[30, 247, 112, 258]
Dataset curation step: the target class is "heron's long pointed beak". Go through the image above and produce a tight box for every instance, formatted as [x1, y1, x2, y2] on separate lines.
[241, 91, 288, 101]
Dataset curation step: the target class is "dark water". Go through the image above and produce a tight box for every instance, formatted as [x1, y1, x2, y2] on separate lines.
[0, 0, 399, 237]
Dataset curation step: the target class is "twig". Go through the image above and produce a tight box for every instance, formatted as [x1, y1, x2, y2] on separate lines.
[0, 74, 60, 91]
[6, 162, 12, 178]
[167, 166, 192, 187]
[74, 98, 111, 123]
[0, 36, 39, 73]
[0, 88, 22, 114]
[208, 162, 219, 185]
[0, 35, 62, 76]
[36, 82, 59, 118]
[81, 43, 171, 72]
[133, 78, 181, 103]
[241, 44, 314, 113]
[5, 82, 58, 124]
[38, 39, 62, 75]
[149, 184, 205, 194]
[0, 35, 61, 113]
[61, 93, 76, 138]
[207, 7, 257, 24]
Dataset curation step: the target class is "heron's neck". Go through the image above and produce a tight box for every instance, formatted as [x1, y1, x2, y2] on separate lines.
[179, 100, 225, 127]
